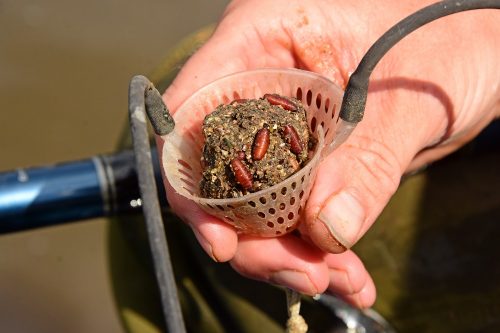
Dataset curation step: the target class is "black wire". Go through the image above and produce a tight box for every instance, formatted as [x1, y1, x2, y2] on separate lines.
[128, 75, 186, 333]
[340, 0, 500, 123]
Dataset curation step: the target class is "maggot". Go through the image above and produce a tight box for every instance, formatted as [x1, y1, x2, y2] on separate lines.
[252, 128, 270, 161]
[263, 94, 297, 111]
[230, 158, 253, 189]
[281, 125, 303, 155]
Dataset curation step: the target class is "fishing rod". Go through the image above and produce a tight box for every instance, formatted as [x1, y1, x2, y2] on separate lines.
[0, 148, 166, 233]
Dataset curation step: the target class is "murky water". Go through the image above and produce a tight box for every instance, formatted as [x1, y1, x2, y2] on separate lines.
[0, 0, 228, 170]
[0, 1, 228, 332]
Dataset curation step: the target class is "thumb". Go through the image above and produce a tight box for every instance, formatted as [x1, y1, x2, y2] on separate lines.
[304, 133, 403, 253]
[304, 87, 446, 253]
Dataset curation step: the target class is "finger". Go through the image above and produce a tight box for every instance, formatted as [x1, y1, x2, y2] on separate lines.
[162, 9, 295, 112]
[156, 138, 238, 262]
[304, 132, 404, 253]
[304, 86, 445, 253]
[325, 251, 376, 309]
[230, 234, 330, 296]
[165, 180, 238, 262]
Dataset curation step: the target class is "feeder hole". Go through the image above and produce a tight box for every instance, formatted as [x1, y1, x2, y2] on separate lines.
[186, 131, 201, 149]
[311, 117, 317, 132]
[267, 221, 274, 228]
[178, 159, 193, 170]
[258, 212, 266, 218]
[178, 168, 193, 180]
[259, 197, 267, 204]
[180, 178, 195, 188]
[316, 93, 322, 109]
[306, 90, 312, 106]
[296, 87, 303, 101]
[182, 187, 194, 195]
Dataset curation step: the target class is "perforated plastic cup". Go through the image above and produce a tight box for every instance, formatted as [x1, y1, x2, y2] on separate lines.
[161, 68, 346, 237]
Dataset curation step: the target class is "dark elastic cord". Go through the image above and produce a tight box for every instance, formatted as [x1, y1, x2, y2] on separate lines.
[128, 75, 186, 333]
[340, 0, 500, 123]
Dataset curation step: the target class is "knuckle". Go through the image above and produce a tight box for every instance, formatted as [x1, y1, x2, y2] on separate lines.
[346, 136, 402, 201]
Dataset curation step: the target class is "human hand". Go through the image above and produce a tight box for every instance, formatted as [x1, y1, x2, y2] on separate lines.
[159, 0, 500, 308]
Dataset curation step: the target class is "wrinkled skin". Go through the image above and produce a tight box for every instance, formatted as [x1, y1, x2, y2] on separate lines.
[158, 0, 500, 308]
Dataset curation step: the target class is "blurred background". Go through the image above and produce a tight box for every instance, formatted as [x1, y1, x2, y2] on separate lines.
[0, 1, 228, 332]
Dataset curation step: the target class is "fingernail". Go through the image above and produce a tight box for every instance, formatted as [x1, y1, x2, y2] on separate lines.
[317, 191, 365, 248]
[270, 270, 317, 295]
[191, 228, 218, 262]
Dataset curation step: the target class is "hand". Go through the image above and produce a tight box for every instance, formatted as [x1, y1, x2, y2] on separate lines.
[159, 0, 500, 308]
